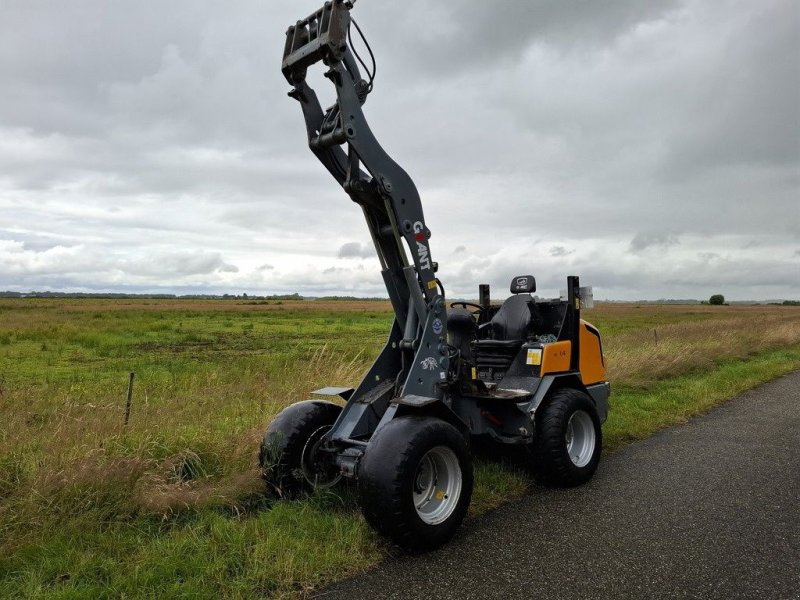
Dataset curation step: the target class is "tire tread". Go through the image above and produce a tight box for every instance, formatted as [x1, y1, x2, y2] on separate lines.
[358, 417, 473, 553]
[259, 400, 342, 498]
[532, 388, 602, 487]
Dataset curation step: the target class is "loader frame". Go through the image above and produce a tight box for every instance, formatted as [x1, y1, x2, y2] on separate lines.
[280, 0, 609, 479]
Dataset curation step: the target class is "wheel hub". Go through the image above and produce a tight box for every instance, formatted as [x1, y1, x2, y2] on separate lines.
[565, 410, 596, 468]
[301, 425, 341, 489]
[412, 446, 462, 525]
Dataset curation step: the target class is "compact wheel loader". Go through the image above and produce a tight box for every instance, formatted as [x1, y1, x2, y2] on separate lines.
[260, 0, 610, 553]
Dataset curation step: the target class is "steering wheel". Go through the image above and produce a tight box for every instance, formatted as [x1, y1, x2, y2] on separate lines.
[450, 301, 484, 313]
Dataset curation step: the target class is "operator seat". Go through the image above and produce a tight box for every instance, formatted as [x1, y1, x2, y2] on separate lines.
[485, 275, 537, 344]
[475, 276, 536, 377]
[488, 294, 534, 342]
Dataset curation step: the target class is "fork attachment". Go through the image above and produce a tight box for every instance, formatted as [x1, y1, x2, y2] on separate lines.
[282, 1, 350, 83]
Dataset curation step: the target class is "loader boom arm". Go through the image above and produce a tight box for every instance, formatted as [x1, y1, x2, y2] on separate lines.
[283, 0, 449, 406]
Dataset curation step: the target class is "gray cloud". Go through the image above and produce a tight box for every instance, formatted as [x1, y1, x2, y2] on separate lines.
[549, 246, 574, 257]
[337, 242, 375, 259]
[0, 0, 797, 300]
[629, 233, 680, 253]
[123, 251, 239, 276]
[659, 1, 800, 177]
[365, 0, 681, 75]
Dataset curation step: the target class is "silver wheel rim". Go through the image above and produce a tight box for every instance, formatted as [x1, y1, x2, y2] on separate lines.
[301, 425, 341, 489]
[413, 446, 462, 525]
[565, 410, 596, 468]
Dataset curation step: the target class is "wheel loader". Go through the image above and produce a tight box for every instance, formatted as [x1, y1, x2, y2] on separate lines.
[260, 0, 610, 553]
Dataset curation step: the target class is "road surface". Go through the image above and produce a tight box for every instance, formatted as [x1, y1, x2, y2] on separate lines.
[320, 372, 800, 599]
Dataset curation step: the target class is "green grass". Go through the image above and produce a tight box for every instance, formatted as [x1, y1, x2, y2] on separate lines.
[0, 465, 536, 600]
[604, 346, 800, 451]
[1, 500, 379, 600]
[1, 299, 799, 598]
[2, 348, 797, 599]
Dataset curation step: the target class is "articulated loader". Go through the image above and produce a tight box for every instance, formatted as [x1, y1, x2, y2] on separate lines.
[260, 0, 610, 553]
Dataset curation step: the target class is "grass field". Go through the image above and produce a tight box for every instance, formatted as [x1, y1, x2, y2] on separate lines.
[1, 298, 800, 598]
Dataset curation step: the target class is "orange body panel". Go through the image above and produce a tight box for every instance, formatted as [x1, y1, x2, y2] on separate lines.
[540, 341, 571, 374]
[579, 320, 606, 384]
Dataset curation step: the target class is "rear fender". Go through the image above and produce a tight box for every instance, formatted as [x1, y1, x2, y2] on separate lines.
[528, 373, 585, 416]
[529, 374, 609, 423]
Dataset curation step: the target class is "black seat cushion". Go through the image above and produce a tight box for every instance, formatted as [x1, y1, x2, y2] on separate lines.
[489, 293, 533, 341]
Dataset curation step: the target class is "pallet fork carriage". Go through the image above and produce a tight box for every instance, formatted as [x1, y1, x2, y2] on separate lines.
[260, 0, 611, 552]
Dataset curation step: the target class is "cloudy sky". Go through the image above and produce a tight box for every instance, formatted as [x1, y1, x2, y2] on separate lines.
[1, 0, 798, 300]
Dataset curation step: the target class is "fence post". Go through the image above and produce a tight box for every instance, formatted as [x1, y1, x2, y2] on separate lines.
[124, 372, 135, 426]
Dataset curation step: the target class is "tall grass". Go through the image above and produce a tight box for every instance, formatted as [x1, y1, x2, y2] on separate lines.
[1, 299, 799, 597]
[605, 312, 800, 385]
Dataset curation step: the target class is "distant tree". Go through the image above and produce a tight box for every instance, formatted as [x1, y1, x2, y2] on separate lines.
[709, 294, 725, 305]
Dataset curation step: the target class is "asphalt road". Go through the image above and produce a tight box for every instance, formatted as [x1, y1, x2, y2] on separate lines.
[320, 372, 800, 600]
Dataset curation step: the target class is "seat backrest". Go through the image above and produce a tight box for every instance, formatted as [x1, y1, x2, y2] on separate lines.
[490, 294, 533, 341]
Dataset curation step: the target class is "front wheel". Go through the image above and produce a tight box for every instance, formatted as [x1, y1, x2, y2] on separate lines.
[259, 400, 342, 498]
[531, 388, 602, 487]
[358, 416, 473, 553]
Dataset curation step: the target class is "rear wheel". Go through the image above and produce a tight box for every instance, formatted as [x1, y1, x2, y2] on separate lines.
[358, 416, 473, 553]
[531, 388, 602, 487]
[259, 400, 342, 498]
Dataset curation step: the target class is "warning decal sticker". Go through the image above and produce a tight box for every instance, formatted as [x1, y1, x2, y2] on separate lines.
[526, 348, 543, 366]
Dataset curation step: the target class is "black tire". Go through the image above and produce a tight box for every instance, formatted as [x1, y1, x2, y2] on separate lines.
[531, 388, 602, 487]
[259, 400, 342, 498]
[358, 416, 473, 553]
